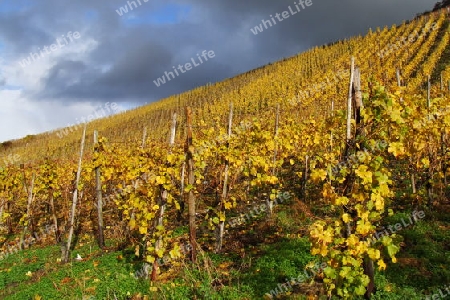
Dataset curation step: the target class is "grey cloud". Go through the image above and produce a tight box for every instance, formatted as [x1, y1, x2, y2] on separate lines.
[0, 0, 438, 106]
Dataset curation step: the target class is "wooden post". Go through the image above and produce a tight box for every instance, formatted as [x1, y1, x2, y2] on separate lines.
[169, 113, 176, 146]
[343, 58, 356, 235]
[427, 76, 431, 120]
[267, 104, 280, 217]
[185, 107, 197, 263]
[426, 76, 433, 204]
[216, 103, 233, 252]
[409, 73, 418, 193]
[354, 66, 375, 298]
[301, 155, 309, 200]
[177, 162, 186, 221]
[396, 69, 404, 102]
[141, 127, 147, 148]
[330, 100, 334, 153]
[441, 131, 448, 187]
[151, 113, 177, 280]
[20, 172, 35, 250]
[353, 68, 364, 140]
[49, 188, 60, 243]
[94, 130, 105, 248]
[0, 199, 4, 231]
[63, 123, 87, 263]
[346, 57, 355, 148]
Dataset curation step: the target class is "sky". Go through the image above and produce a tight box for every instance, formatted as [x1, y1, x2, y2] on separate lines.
[0, 0, 438, 142]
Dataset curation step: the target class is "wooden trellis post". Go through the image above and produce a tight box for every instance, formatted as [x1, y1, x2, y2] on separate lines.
[185, 107, 197, 263]
[63, 123, 86, 263]
[216, 103, 233, 253]
[94, 130, 105, 248]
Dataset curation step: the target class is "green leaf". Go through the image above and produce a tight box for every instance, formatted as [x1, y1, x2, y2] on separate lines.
[355, 284, 366, 295]
[324, 267, 337, 279]
[184, 184, 194, 192]
[387, 244, 400, 258]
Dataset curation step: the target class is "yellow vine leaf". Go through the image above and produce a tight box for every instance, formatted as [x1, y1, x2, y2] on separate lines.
[335, 196, 349, 206]
[371, 192, 384, 211]
[342, 213, 351, 223]
[320, 246, 329, 257]
[421, 157, 430, 168]
[155, 176, 166, 185]
[169, 244, 182, 259]
[139, 226, 147, 234]
[390, 109, 403, 123]
[356, 220, 371, 235]
[156, 249, 164, 258]
[129, 219, 136, 229]
[355, 241, 368, 255]
[311, 168, 328, 183]
[368, 248, 380, 260]
[388, 142, 405, 157]
[355, 165, 372, 185]
[377, 259, 386, 271]
[346, 235, 359, 247]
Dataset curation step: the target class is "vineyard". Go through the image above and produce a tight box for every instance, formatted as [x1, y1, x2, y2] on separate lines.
[1, 8, 450, 300]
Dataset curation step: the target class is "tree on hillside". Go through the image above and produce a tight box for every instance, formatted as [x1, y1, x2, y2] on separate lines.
[433, 0, 450, 11]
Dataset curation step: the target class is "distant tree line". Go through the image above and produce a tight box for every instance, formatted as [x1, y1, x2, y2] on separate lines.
[433, 0, 450, 11]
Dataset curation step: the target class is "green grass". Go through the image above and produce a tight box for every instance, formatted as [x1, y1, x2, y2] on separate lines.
[381, 211, 450, 292]
[239, 238, 316, 298]
[0, 209, 449, 299]
[0, 241, 150, 300]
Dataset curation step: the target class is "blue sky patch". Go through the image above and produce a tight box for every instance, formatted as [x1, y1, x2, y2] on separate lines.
[122, 3, 192, 26]
[0, 0, 33, 14]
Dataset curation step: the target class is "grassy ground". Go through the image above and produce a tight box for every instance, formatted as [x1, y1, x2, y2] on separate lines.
[1, 203, 449, 299]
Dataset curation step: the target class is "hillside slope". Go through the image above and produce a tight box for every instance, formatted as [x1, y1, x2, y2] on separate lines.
[1, 8, 450, 300]
[0, 9, 448, 164]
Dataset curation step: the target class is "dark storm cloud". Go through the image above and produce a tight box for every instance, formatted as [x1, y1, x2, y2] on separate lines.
[0, 0, 438, 105]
